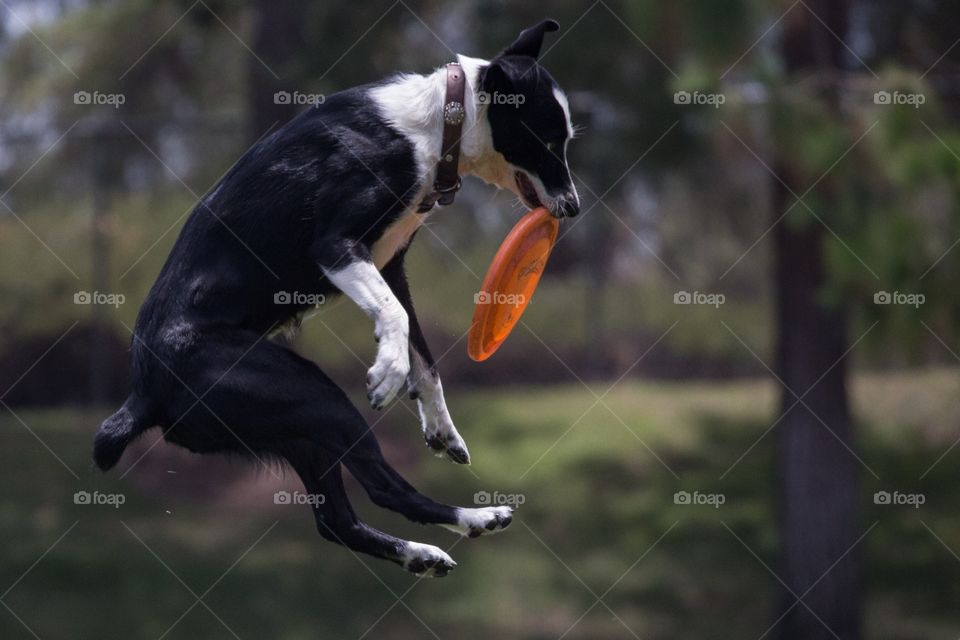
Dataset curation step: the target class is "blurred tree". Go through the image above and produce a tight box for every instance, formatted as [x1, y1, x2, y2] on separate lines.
[773, 2, 860, 638]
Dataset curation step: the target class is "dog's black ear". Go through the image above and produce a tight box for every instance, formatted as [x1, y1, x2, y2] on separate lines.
[480, 60, 513, 94]
[501, 19, 559, 59]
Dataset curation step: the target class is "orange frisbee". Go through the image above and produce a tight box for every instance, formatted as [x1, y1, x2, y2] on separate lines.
[468, 207, 560, 361]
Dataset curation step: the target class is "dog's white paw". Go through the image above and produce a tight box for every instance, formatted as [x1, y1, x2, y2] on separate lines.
[422, 409, 470, 465]
[401, 542, 456, 577]
[367, 340, 409, 410]
[441, 506, 514, 538]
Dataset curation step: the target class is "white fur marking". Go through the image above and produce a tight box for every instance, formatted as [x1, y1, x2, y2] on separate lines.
[369, 55, 518, 197]
[441, 506, 514, 537]
[323, 261, 409, 408]
[409, 351, 469, 463]
[402, 541, 456, 576]
[551, 87, 580, 209]
[553, 87, 574, 140]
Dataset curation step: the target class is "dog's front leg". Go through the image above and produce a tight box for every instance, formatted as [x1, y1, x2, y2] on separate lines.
[409, 351, 470, 464]
[381, 250, 470, 464]
[319, 242, 410, 410]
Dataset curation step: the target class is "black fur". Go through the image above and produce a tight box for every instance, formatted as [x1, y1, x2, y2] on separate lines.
[92, 403, 139, 471]
[501, 19, 559, 59]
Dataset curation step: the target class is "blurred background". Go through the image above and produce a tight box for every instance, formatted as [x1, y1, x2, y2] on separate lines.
[1, 0, 959, 638]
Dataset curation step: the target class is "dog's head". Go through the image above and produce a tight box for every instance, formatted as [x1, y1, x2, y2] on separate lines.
[479, 20, 580, 218]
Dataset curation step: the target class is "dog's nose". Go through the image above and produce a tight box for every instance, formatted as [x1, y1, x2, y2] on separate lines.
[558, 193, 580, 217]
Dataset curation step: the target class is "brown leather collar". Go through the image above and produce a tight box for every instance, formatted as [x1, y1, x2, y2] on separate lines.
[417, 63, 465, 213]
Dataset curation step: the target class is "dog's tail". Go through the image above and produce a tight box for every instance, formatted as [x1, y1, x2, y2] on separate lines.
[93, 396, 151, 471]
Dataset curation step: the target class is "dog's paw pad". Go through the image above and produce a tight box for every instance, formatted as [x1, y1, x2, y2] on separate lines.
[402, 543, 456, 578]
[424, 431, 470, 465]
[425, 433, 446, 452]
[445, 444, 471, 465]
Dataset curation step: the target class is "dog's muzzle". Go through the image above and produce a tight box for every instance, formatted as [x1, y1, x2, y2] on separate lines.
[555, 192, 580, 218]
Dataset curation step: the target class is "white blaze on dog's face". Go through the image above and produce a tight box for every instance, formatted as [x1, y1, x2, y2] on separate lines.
[479, 20, 580, 218]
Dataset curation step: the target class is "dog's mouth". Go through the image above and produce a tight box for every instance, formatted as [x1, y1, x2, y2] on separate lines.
[515, 171, 543, 210]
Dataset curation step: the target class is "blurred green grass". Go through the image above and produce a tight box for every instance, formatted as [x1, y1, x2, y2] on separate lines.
[1, 369, 959, 639]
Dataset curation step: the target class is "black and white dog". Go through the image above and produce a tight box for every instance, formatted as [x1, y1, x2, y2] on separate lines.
[93, 20, 579, 576]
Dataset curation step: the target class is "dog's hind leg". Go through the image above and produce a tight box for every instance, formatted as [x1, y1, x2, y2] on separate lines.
[253, 340, 512, 537]
[284, 378, 513, 538]
[343, 452, 513, 539]
[283, 444, 456, 577]
[162, 331, 501, 572]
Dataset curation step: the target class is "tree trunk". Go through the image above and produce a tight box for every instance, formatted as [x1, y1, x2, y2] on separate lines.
[774, 212, 860, 639]
[774, 1, 861, 638]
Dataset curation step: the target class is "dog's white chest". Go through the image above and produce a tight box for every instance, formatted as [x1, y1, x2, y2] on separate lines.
[372, 211, 426, 270]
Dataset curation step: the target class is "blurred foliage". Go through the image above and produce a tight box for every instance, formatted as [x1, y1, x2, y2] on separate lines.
[0, 0, 957, 396]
